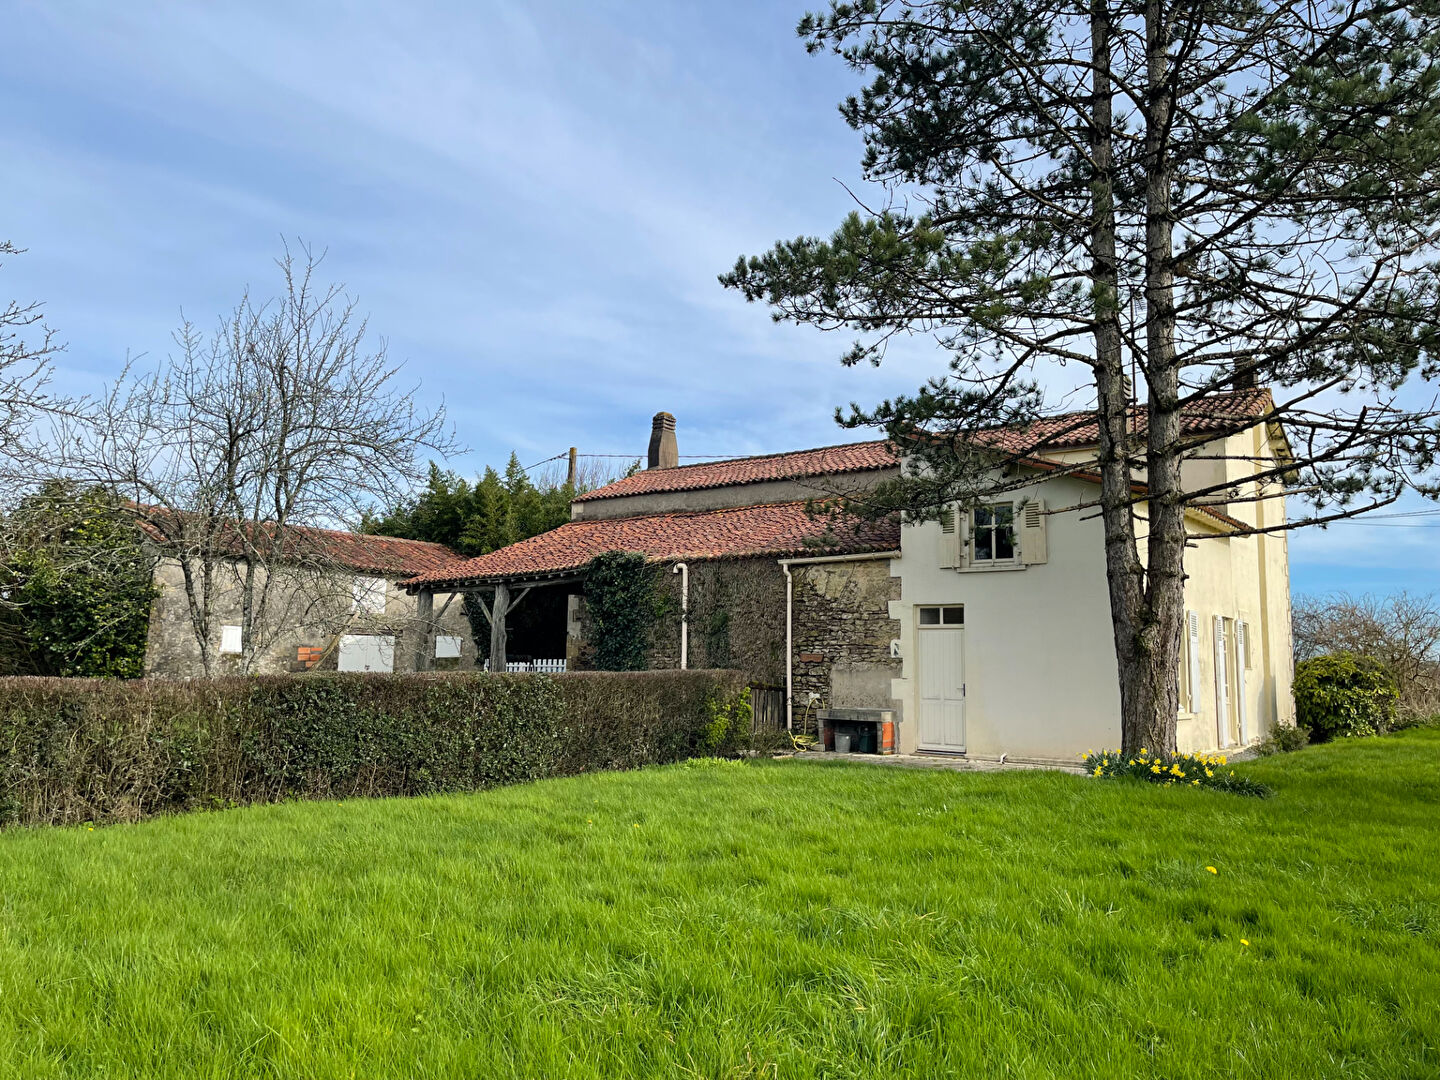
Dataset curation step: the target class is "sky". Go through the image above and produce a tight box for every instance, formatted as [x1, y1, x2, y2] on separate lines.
[3, 0, 1435, 599]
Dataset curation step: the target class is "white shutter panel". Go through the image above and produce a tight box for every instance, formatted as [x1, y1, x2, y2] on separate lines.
[938, 504, 960, 568]
[1186, 610, 1202, 714]
[1019, 498, 1048, 565]
[1213, 616, 1229, 746]
[1235, 619, 1249, 743]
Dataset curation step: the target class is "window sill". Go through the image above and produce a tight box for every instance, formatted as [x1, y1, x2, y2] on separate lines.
[957, 562, 1026, 574]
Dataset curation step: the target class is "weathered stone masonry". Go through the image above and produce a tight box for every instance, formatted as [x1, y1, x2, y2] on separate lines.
[790, 559, 902, 734]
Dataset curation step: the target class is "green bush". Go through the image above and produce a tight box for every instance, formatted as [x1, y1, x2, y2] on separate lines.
[0, 669, 753, 827]
[1254, 724, 1310, 756]
[1293, 653, 1398, 741]
[1081, 748, 1272, 797]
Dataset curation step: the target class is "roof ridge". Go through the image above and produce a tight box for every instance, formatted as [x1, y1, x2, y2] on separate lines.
[643, 437, 890, 470]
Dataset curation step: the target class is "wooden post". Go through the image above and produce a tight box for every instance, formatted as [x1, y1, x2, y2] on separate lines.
[413, 590, 434, 672]
[566, 446, 578, 488]
[489, 582, 509, 672]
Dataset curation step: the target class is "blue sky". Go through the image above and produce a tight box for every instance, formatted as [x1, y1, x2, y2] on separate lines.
[4, 1, 1435, 598]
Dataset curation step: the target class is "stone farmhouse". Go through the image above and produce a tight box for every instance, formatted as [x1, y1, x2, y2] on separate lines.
[144, 526, 478, 678]
[402, 391, 1296, 764]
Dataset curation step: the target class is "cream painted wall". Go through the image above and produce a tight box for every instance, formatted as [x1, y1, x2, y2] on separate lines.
[889, 474, 1122, 760]
[890, 426, 1295, 761]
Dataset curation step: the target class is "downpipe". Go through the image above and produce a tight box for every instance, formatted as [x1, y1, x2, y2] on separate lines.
[672, 562, 688, 670]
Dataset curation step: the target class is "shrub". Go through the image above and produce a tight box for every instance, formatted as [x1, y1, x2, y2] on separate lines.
[0, 669, 753, 827]
[1081, 748, 1272, 797]
[1293, 652, 1398, 741]
[1254, 724, 1310, 756]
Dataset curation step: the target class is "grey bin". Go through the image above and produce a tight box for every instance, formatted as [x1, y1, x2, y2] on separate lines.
[833, 732, 853, 754]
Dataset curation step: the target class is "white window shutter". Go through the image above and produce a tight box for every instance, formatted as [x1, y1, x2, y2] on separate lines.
[1186, 610, 1202, 714]
[938, 504, 958, 568]
[939, 505, 966, 569]
[1235, 620, 1249, 743]
[1213, 616, 1229, 745]
[219, 624, 243, 655]
[1019, 498, 1048, 565]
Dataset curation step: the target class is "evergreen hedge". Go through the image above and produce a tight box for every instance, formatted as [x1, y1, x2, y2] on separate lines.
[0, 670, 752, 827]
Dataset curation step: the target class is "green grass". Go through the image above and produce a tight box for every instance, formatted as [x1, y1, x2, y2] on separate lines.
[0, 733, 1437, 1079]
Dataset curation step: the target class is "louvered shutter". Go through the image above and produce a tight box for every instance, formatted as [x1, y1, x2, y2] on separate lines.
[1235, 620, 1249, 743]
[938, 505, 962, 568]
[1186, 610, 1202, 713]
[1213, 616, 1229, 745]
[1019, 498, 1048, 565]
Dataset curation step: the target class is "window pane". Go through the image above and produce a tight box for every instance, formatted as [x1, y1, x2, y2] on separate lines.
[993, 504, 1014, 526]
[995, 525, 1015, 560]
[974, 527, 993, 561]
[974, 506, 993, 527]
[942, 607, 964, 625]
[919, 607, 940, 625]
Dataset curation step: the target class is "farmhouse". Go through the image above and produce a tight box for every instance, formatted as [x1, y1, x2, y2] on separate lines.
[144, 526, 478, 677]
[404, 396, 1295, 763]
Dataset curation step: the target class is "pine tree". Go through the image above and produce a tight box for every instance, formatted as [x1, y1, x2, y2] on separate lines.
[725, 1, 1440, 753]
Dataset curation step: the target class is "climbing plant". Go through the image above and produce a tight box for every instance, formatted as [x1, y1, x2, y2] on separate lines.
[584, 551, 656, 671]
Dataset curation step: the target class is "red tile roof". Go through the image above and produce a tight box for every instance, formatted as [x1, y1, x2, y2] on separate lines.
[134, 509, 464, 578]
[404, 501, 901, 588]
[573, 440, 898, 502]
[574, 389, 1272, 502]
[970, 387, 1273, 456]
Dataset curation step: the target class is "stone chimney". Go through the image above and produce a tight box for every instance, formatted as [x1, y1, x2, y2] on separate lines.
[647, 412, 678, 469]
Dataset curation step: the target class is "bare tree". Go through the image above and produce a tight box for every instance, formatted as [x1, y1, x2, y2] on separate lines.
[0, 241, 69, 485]
[1294, 591, 1440, 718]
[56, 245, 458, 675]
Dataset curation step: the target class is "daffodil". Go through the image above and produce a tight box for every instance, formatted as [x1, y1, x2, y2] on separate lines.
[1205, 866, 1218, 874]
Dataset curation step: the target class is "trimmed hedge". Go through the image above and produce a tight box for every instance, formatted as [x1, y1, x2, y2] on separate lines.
[1293, 652, 1399, 741]
[0, 670, 752, 827]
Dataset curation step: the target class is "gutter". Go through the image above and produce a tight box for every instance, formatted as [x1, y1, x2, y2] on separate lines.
[776, 549, 901, 732]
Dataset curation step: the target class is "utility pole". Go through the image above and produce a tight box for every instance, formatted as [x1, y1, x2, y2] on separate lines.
[566, 446, 578, 488]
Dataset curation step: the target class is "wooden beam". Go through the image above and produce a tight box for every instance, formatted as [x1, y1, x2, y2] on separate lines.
[412, 590, 434, 673]
[489, 581, 510, 672]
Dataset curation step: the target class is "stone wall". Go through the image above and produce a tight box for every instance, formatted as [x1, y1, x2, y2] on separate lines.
[566, 554, 901, 735]
[648, 558, 787, 684]
[790, 558, 902, 734]
[144, 556, 477, 678]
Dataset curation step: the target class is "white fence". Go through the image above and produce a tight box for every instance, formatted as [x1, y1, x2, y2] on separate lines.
[505, 659, 568, 673]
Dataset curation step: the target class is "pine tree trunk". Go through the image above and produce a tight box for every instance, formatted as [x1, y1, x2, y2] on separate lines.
[1119, 0, 1184, 756]
[1089, 0, 1165, 756]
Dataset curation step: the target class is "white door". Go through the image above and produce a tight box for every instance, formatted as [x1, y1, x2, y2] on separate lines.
[918, 606, 966, 752]
[339, 634, 395, 673]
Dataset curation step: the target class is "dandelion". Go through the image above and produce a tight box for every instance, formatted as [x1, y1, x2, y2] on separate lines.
[1205, 866, 1218, 874]
[1240, 939, 1250, 947]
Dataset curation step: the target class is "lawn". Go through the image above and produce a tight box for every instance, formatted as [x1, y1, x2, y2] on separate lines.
[0, 732, 1436, 1079]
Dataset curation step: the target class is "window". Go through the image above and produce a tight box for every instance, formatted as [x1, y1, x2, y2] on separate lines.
[918, 606, 964, 626]
[435, 635, 462, 659]
[972, 503, 1016, 564]
[352, 575, 388, 614]
[219, 624, 243, 654]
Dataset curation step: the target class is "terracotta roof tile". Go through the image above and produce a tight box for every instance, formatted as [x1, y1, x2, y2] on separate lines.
[134, 509, 464, 578]
[970, 387, 1273, 455]
[574, 389, 1272, 503]
[405, 501, 901, 588]
[573, 440, 898, 502]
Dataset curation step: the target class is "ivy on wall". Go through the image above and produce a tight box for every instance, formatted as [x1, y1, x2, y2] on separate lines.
[585, 551, 657, 671]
